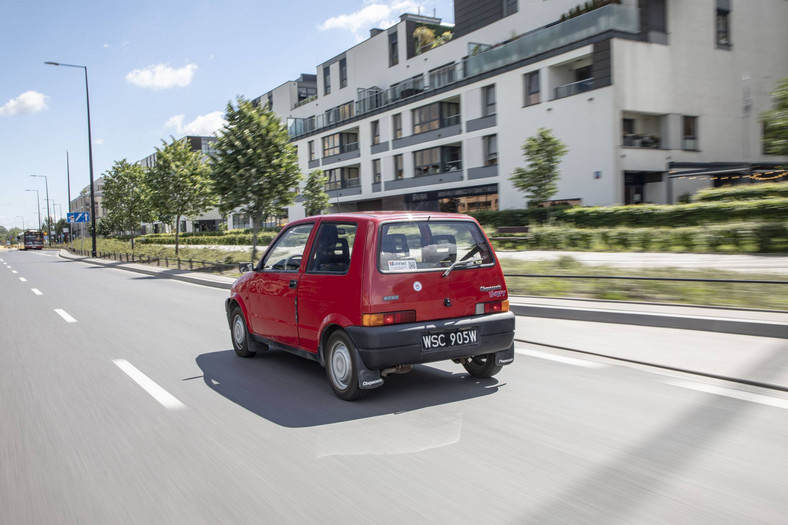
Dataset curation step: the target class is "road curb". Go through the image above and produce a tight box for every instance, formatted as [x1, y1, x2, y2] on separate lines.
[509, 304, 788, 339]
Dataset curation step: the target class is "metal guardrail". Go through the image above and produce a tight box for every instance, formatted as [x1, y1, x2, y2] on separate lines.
[503, 274, 788, 285]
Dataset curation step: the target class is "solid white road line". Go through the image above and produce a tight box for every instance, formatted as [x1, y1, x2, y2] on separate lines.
[54, 309, 78, 323]
[31, 288, 43, 295]
[515, 347, 608, 369]
[668, 380, 788, 410]
[112, 359, 186, 410]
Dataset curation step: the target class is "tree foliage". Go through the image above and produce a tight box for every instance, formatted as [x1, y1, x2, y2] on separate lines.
[210, 96, 302, 261]
[510, 127, 569, 207]
[101, 159, 153, 249]
[762, 76, 788, 158]
[148, 136, 215, 255]
[302, 169, 330, 217]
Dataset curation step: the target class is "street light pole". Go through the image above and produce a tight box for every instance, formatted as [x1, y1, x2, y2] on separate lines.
[45, 61, 97, 257]
[25, 189, 41, 230]
[31, 175, 51, 245]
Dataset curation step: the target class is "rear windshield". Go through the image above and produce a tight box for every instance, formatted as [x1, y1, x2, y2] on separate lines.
[378, 220, 494, 273]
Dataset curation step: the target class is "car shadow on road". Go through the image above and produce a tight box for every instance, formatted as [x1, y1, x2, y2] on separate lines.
[196, 349, 501, 428]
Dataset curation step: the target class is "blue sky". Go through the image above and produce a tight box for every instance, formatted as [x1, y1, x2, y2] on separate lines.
[0, 0, 454, 230]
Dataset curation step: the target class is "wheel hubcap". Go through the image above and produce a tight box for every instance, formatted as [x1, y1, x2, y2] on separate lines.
[233, 316, 245, 346]
[331, 342, 352, 389]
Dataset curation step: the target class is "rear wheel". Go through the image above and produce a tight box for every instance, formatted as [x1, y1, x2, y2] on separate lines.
[462, 354, 502, 378]
[230, 306, 256, 358]
[325, 331, 368, 401]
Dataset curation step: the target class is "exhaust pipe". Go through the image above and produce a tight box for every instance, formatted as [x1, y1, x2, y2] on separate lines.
[380, 364, 413, 377]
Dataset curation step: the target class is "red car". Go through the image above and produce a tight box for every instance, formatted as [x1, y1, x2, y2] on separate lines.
[225, 212, 514, 400]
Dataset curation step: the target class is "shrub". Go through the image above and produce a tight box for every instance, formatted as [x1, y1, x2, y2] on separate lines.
[693, 182, 788, 203]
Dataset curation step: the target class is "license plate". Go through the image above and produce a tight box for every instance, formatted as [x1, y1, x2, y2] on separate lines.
[421, 328, 478, 351]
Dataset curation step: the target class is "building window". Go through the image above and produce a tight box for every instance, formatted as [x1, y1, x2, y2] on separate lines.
[392, 113, 402, 139]
[413, 103, 440, 134]
[308, 141, 315, 161]
[338, 101, 353, 121]
[339, 58, 348, 88]
[683, 116, 698, 151]
[525, 71, 540, 106]
[389, 31, 399, 67]
[323, 64, 331, 95]
[484, 135, 498, 166]
[503, 0, 518, 16]
[372, 159, 381, 184]
[394, 154, 404, 179]
[322, 134, 339, 157]
[371, 120, 380, 145]
[483, 85, 496, 117]
[716, 9, 731, 46]
[322, 131, 358, 157]
[412, 101, 460, 135]
[413, 145, 462, 176]
[325, 167, 360, 190]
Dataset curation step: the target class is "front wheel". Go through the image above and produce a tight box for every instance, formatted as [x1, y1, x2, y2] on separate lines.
[462, 354, 502, 378]
[230, 306, 256, 358]
[325, 331, 368, 401]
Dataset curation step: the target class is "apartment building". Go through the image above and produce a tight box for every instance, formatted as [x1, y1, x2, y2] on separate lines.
[247, 0, 787, 223]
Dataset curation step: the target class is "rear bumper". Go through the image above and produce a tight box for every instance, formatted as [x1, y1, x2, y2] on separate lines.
[346, 311, 515, 370]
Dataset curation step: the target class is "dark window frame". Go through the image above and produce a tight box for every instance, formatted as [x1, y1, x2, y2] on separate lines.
[483, 85, 496, 117]
[525, 71, 541, 106]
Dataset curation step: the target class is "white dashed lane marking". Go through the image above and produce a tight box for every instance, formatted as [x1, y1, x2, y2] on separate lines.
[113, 359, 186, 410]
[32, 289, 43, 295]
[54, 309, 78, 323]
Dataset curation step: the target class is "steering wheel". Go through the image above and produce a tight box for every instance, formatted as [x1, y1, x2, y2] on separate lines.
[285, 254, 302, 270]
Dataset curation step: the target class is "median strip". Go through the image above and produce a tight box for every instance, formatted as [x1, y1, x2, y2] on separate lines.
[112, 359, 186, 410]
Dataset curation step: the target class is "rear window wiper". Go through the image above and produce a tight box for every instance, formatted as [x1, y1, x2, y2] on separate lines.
[442, 258, 481, 278]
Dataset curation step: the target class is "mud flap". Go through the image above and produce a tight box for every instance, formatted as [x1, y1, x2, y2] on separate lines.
[494, 343, 515, 366]
[352, 346, 384, 390]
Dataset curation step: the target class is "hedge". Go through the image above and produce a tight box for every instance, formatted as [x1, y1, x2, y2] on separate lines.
[489, 222, 788, 253]
[137, 232, 277, 246]
[693, 182, 788, 202]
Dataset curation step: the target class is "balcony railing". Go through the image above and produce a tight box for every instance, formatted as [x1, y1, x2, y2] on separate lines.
[288, 4, 639, 139]
[623, 134, 661, 149]
[325, 178, 361, 191]
[554, 78, 593, 99]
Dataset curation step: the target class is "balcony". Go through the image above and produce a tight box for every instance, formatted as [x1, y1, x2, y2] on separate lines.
[623, 134, 660, 149]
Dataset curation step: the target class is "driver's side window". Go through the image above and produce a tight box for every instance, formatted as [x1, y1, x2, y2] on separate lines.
[261, 223, 314, 271]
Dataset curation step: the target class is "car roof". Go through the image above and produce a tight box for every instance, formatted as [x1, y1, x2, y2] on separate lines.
[300, 211, 477, 225]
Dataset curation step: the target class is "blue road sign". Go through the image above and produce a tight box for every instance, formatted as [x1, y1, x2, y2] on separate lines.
[67, 212, 90, 223]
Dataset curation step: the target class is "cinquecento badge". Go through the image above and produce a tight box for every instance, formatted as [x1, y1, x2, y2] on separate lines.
[413, 281, 422, 292]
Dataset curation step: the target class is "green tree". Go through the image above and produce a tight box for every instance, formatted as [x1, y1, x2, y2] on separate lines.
[211, 96, 302, 261]
[511, 127, 569, 208]
[302, 169, 330, 217]
[148, 136, 216, 255]
[762, 76, 788, 157]
[102, 159, 153, 249]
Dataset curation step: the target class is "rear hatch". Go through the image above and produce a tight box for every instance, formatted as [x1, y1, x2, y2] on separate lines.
[366, 219, 508, 323]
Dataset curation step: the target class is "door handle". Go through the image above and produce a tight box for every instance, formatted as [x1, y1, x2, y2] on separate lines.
[289, 280, 298, 289]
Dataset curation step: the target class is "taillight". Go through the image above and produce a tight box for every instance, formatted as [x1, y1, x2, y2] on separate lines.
[475, 300, 509, 315]
[362, 310, 417, 326]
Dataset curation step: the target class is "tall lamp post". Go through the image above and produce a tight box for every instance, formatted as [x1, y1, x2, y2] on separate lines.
[25, 189, 41, 230]
[45, 61, 97, 257]
[30, 174, 51, 245]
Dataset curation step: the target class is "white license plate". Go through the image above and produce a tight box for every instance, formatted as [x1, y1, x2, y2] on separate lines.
[421, 328, 478, 351]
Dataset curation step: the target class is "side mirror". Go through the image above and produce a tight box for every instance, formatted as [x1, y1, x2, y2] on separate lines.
[239, 263, 254, 273]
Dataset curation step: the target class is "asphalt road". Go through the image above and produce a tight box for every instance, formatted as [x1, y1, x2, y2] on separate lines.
[2, 249, 788, 524]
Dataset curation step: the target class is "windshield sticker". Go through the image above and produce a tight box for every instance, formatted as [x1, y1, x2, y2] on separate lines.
[388, 259, 417, 271]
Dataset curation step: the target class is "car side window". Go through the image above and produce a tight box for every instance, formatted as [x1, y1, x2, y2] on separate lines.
[261, 224, 314, 271]
[306, 222, 357, 274]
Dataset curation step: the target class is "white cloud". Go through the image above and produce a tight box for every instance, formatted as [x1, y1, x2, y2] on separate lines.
[126, 63, 198, 90]
[0, 91, 48, 116]
[94, 138, 105, 146]
[164, 111, 225, 136]
[320, 1, 422, 35]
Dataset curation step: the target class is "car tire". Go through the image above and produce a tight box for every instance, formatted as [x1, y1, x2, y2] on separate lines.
[230, 306, 256, 358]
[325, 331, 368, 401]
[462, 354, 502, 378]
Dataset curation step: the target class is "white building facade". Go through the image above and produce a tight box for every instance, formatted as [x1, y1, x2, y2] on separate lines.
[248, 0, 787, 223]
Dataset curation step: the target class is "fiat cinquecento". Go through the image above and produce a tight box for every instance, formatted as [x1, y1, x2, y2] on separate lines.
[225, 211, 514, 400]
